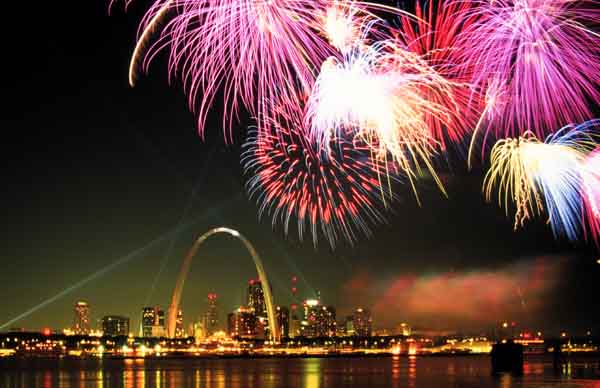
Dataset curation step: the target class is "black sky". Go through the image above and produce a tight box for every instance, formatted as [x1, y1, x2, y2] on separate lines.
[1, 1, 599, 335]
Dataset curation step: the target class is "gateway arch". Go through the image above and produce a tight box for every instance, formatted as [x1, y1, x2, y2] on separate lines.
[166, 227, 279, 342]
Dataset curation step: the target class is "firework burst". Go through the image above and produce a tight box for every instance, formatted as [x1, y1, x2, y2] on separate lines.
[242, 105, 396, 248]
[119, 0, 338, 140]
[484, 123, 597, 240]
[305, 37, 459, 197]
[582, 149, 600, 244]
[456, 0, 600, 146]
[579, 120, 600, 245]
[117, 0, 412, 141]
[399, 0, 480, 150]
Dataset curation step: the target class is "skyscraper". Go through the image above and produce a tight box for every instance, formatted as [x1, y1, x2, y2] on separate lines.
[141, 307, 156, 337]
[73, 301, 90, 335]
[353, 308, 372, 337]
[302, 299, 320, 338]
[321, 305, 336, 337]
[247, 280, 266, 317]
[204, 293, 219, 336]
[227, 306, 257, 339]
[142, 307, 166, 337]
[301, 300, 336, 338]
[101, 315, 130, 337]
[157, 309, 165, 328]
[276, 306, 289, 339]
[289, 304, 301, 339]
[175, 309, 185, 338]
[344, 315, 355, 336]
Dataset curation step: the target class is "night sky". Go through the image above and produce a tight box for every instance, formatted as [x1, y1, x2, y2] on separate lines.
[2, 1, 599, 336]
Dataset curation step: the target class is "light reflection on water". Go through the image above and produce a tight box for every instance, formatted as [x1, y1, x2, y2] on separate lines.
[1, 355, 599, 388]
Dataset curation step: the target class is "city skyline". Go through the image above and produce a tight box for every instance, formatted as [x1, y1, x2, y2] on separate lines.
[1, 1, 599, 338]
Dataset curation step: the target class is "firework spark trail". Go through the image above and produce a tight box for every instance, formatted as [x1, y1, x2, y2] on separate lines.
[242, 101, 396, 248]
[128, 0, 173, 87]
[484, 122, 597, 240]
[524, 127, 595, 241]
[117, 0, 416, 141]
[455, 0, 600, 148]
[399, 0, 481, 151]
[114, 0, 336, 140]
[582, 151, 600, 223]
[579, 121, 600, 245]
[318, 2, 395, 54]
[306, 36, 456, 197]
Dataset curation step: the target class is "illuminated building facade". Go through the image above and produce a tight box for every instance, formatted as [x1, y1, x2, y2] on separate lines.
[192, 321, 205, 342]
[276, 306, 289, 339]
[248, 280, 273, 338]
[289, 304, 301, 338]
[142, 307, 166, 338]
[353, 308, 372, 337]
[227, 306, 257, 339]
[157, 309, 165, 328]
[300, 299, 336, 338]
[247, 280, 267, 317]
[396, 323, 411, 336]
[73, 301, 90, 335]
[204, 293, 219, 336]
[141, 307, 156, 337]
[175, 309, 185, 338]
[101, 316, 129, 337]
[344, 315, 355, 336]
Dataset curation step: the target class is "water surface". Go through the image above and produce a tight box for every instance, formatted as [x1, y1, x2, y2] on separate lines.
[1, 355, 599, 387]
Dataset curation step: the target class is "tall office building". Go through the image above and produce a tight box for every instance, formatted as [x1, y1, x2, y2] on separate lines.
[227, 306, 257, 339]
[204, 293, 219, 336]
[276, 306, 289, 339]
[301, 299, 320, 338]
[157, 309, 165, 328]
[175, 309, 185, 338]
[289, 304, 301, 338]
[321, 306, 336, 337]
[247, 280, 266, 317]
[353, 308, 372, 337]
[142, 306, 166, 337]
[344, 315, 355, 336]
[141, 307, 156, 337]
[73, 301, 90, 335]
[101, 316, 130, 337]
[301, 299, 336, 338]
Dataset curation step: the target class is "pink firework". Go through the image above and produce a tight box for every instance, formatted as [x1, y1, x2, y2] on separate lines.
[242, 105, 395, 248]
[115, 0, 412, 141]
[399, 0, 482, 150]
[120, 0, 338, 140]
[582, 148, 600, 246]
[455, 0, 600, 142]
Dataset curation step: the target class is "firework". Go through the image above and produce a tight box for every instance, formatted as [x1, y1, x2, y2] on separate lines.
[242, 105, 395, 248]
[128, 0, 173, 87]
[119, 0, 411, 141]
[119, 0, 337, 139]
[399, 0, 480, 150]
[456, 0, 600, 145]
[305, 37, 458, 196]
[319, 4, 366, 53]
[484, 124, 597, 240]
[580, 120, 600, 245]
[317, 2, 394, 54]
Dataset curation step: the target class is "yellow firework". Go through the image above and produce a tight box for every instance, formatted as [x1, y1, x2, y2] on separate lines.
[484, 126, 597, 236]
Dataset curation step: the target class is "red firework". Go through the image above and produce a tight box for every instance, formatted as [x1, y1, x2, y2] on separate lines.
[399, 0, 482, 151]
[242, 107, 395, 248]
